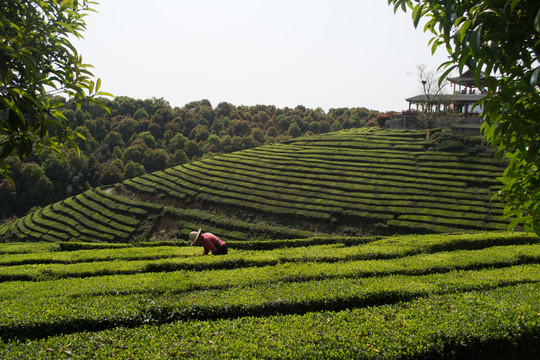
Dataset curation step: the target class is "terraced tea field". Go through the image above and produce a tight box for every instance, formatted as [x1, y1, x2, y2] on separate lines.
[0, 128, 511, 244]
[2, 128, 535, 358]
[1, 231, 540, 359]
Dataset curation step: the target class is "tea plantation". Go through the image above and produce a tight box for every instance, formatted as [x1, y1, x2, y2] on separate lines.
[1, 128, 539, 358]
[1, 232, 540, 358]
[0, 128, 511, 243]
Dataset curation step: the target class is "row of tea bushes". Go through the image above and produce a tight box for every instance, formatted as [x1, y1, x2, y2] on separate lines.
[3, 282, 538, 359]
[163, 207, 330, 241]
[2, 242, 540, 293]
[0, 245, 189, 267]
[1, 231, 534, 269]
[1, 262, 540, 340]
[0, 241, 134, 256]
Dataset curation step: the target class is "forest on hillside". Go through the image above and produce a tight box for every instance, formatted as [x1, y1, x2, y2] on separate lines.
[0, 96, 383, 221]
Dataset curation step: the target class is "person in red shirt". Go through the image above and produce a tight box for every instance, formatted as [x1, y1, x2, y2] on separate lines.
[189, 229, 228, 255]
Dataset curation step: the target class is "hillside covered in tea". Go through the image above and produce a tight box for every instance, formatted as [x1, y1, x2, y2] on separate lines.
[4, 128, 540, 359]
[0, 128, 510, 243]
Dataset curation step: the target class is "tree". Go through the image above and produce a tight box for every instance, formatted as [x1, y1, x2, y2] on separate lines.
[0, 1, 111, 179]
[287, 122, 302, 138]
[183, 115, 198, 136]
[215, 102, 234, 118]
[349, 114, 362, 128]
[388, 0, 540, 234]
[203, 134, 222, 153]
[252, 127, 266, 144]
[241, 136, 256, 150]
[416, 64, 449, 112]
[331, 120, 342, 132]
[41, 150, 70, 199]
[195, 106, 215, 127]
[414, 64, 450, 140]
[319, 120, 331, 133]
[86, 154, 102, 186]
[18, 163, 54, 208]
[123, 161, 145, 180]
[117, 117, 139, 143]
[150, 112, 166, 128]
[99, 159, 123, 185]
[136, 131, 156, 149]
[103, 131, 125, 150]
[184, 140, 201, 160]
[266, 126, 279, 138]
[148, 122, 162, 140]
[0, 178, 16, 219]
[122, 144, 145, 165]
[221, 135, 233, 153]
[85, 117, 108, 142]
[116, 97, 136, 117]
[168, 149, 188, 167]
[416, 113, 437, 141]
[231, 136, 243, 152]
[169, 133, 188, 153]
[276, 115, 290, 133]
[142, 148, 168, 173]
[190, 124, 209, 142]
[232, 120, 251, 137]
[133, 108, 149, 121]
[154, 106, 173, 125]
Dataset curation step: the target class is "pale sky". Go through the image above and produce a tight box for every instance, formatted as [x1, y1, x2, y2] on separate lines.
[74, 0, 451, 112]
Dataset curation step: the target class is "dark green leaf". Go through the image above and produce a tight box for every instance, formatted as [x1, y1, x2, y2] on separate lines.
[458, 20, 471, 43]
[412, 4, 424, 28]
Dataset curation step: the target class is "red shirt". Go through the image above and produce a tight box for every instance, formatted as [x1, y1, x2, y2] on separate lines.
[200, 233, 225, 255]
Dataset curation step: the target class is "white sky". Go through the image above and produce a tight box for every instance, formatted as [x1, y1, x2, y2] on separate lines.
[74, 0, 451, 112]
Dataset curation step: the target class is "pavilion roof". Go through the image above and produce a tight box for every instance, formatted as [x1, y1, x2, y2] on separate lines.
[448, 69, 486, 87]
[405, 93, 486, 103]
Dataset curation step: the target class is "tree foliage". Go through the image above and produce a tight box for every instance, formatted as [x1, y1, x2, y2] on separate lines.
[388, 0, 540, 235]
[0, 0, 111, 179]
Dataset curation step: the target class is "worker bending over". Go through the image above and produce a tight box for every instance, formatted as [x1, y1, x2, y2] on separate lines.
[189, 229, 228, 255]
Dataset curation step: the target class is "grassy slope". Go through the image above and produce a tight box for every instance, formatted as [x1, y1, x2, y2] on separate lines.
[0, 128, 511, 244]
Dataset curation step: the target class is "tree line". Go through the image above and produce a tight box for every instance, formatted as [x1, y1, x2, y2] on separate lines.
[0, 96, 383, 220]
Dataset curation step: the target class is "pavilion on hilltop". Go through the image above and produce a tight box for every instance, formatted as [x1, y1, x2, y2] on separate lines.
[387, 70, 487, 134]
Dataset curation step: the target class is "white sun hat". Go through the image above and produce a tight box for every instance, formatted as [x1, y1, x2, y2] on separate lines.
[189, 229, 202, 246]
